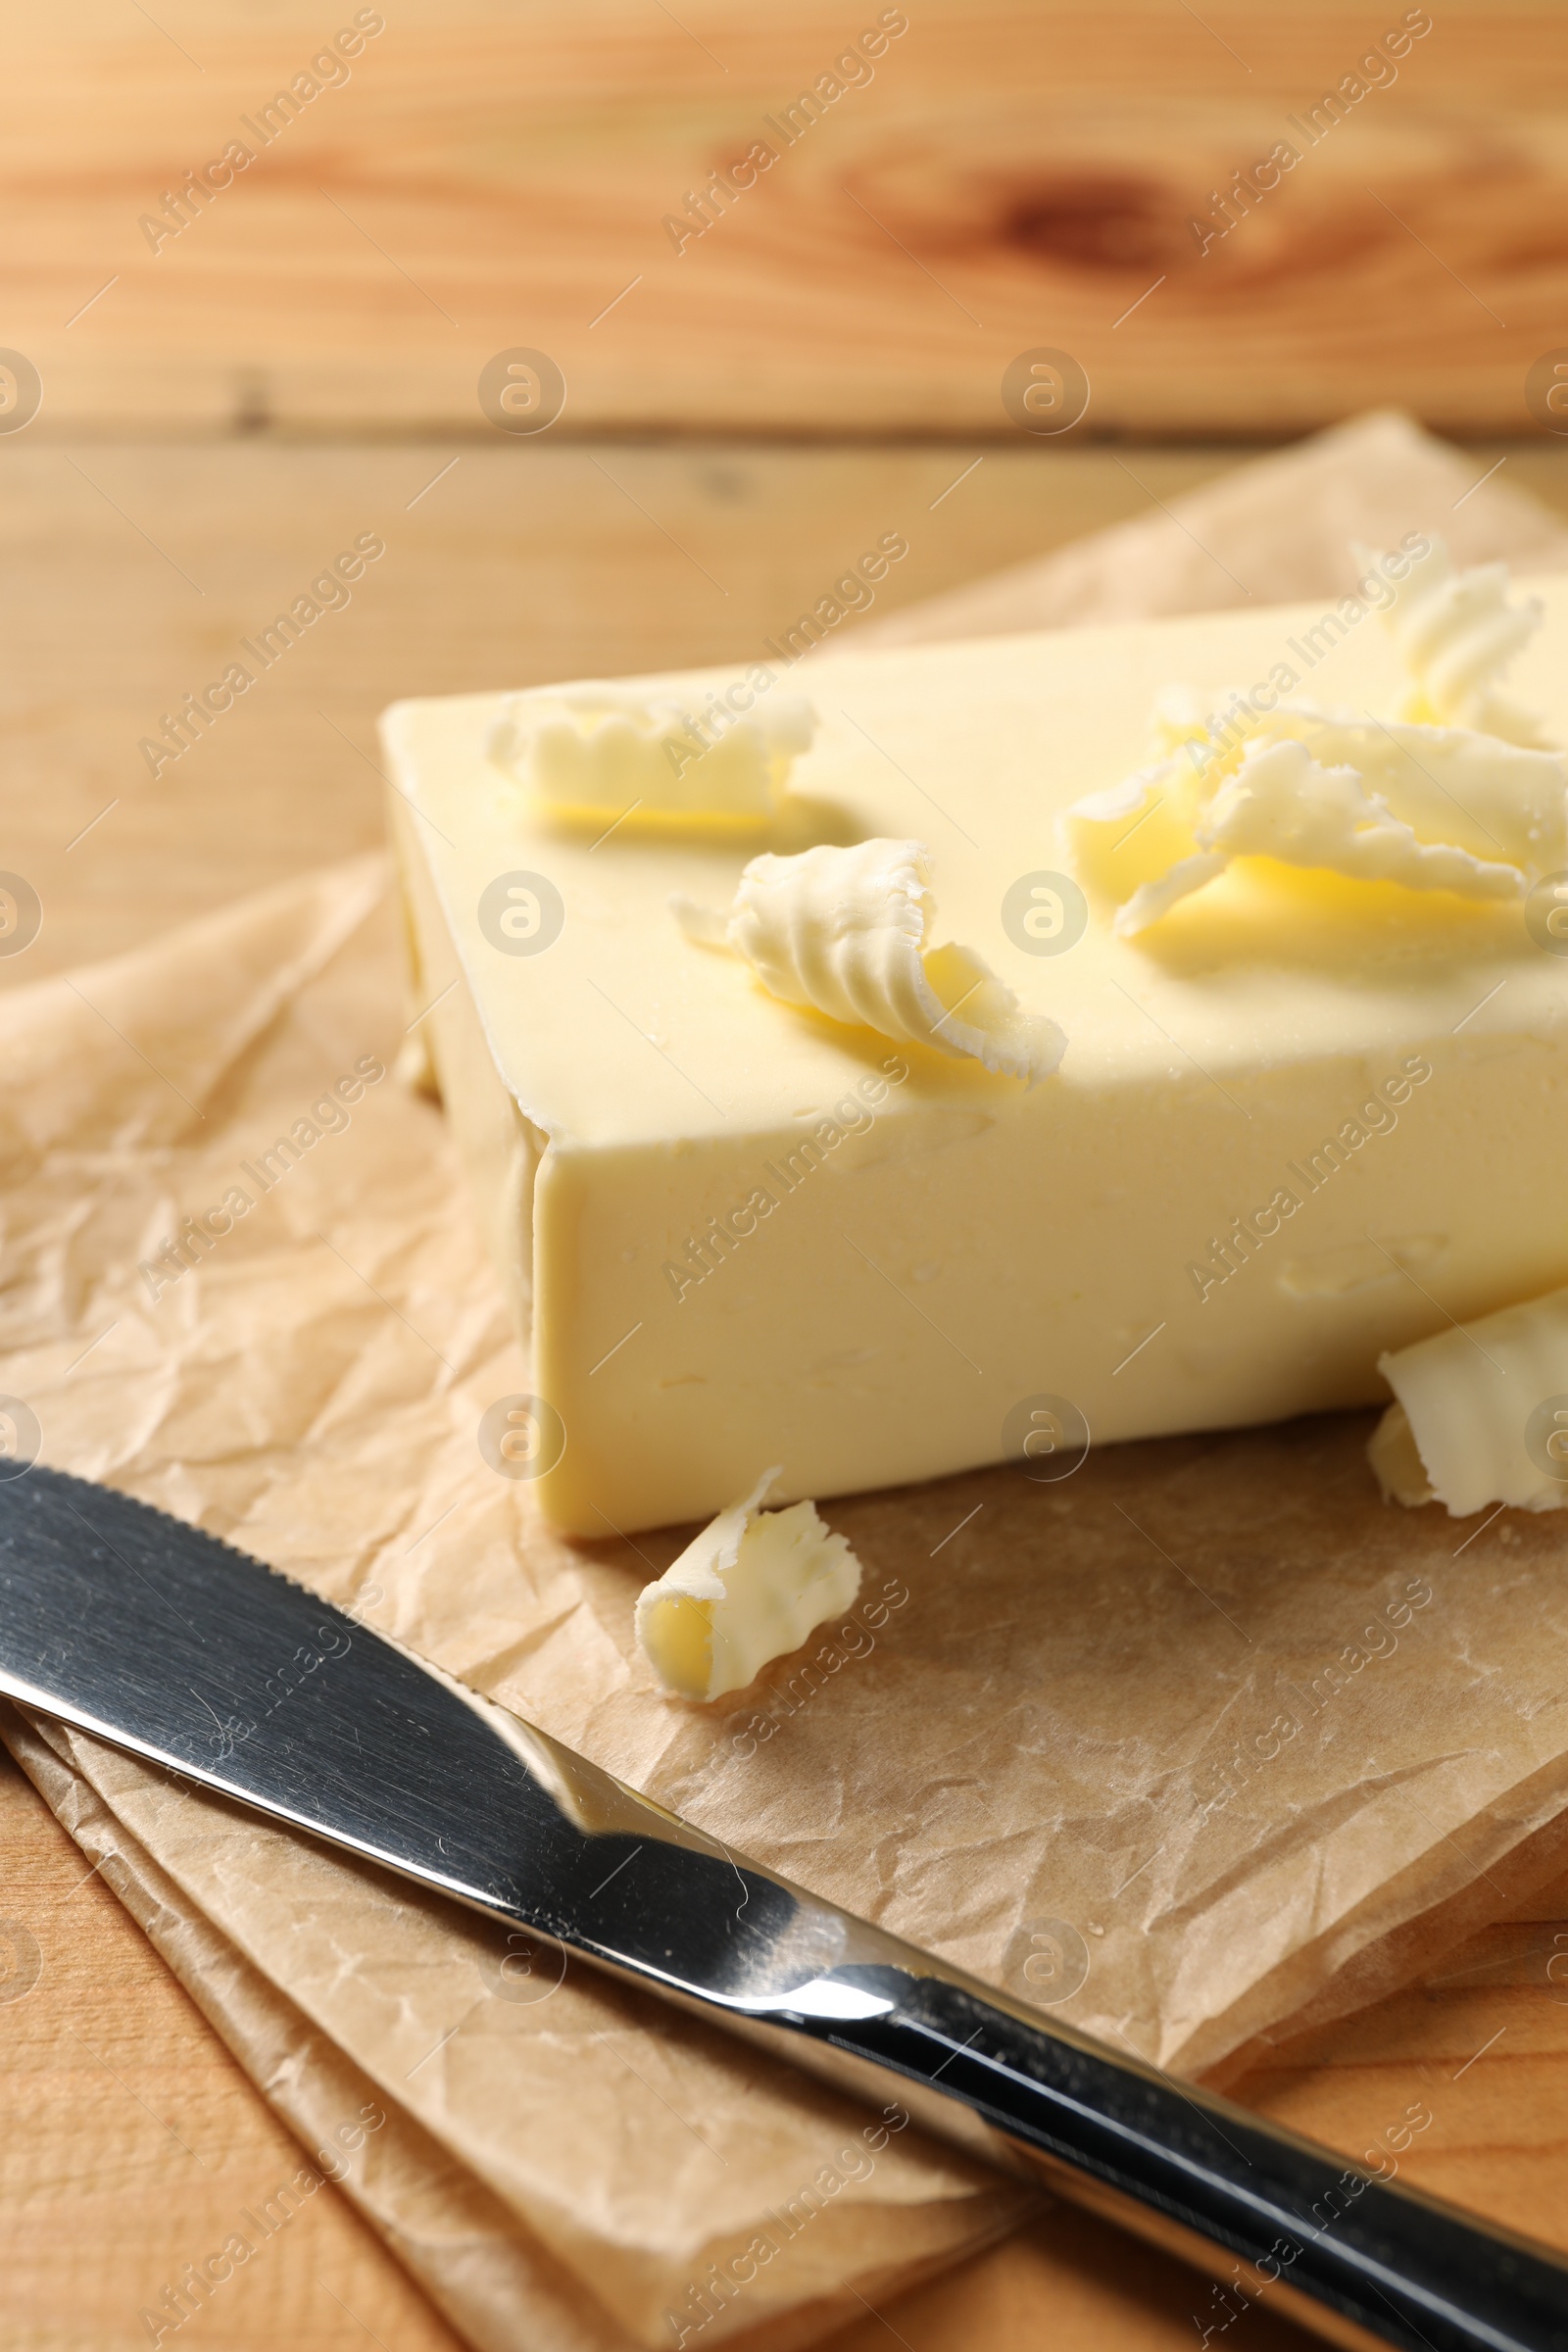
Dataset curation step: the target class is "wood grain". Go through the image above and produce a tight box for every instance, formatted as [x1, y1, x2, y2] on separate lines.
[0, 1746, 467, 2352]
[8, 2, 1568, 438]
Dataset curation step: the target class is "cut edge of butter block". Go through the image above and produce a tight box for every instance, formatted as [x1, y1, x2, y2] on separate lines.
[1373, 1282, 1568, 1516]
[634, 1467, 863, 1701]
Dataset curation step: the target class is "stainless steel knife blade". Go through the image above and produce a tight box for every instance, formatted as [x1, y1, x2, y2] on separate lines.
[2, 1464, 1565, 2352]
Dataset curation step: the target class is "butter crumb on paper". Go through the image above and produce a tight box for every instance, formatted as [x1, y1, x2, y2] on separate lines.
[488, 679, 815, 830]
[1371, 1282, 1568, 1515]
[635, 1468, 862, 1702]
[673, 836, 1065, 1083]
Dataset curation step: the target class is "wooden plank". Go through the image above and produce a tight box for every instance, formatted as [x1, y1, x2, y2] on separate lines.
[8, 2, 1568, 437]
[824, 2209, 1323, 2349]
[0, 1746, 468, 2352]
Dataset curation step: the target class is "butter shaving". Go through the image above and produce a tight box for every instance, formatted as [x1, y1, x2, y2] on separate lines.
[635, 1468, 862, 1701]
[490, 684, 815, 829]
[1066, 548, 1567, 935]
[1114, 735, 1525, 937]
[1355, 534, 1552, 748]
[1366, 1402, 1434, 1508]
[673, 838, 1065, 1084]
[1371, 1282, 1568, 1515]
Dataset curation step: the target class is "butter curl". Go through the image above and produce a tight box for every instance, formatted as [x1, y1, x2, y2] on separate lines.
[1114, 734, 1528, 937]
[675, 838, 1065, 1084]
[1355, 535, 1551, 748]
[635, 1468, 862, 1701]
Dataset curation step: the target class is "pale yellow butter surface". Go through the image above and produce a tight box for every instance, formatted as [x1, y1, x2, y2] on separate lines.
[383, 582, 1568, 1535]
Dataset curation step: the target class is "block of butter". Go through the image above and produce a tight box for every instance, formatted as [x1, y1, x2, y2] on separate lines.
[384, 571, 1568, 1536]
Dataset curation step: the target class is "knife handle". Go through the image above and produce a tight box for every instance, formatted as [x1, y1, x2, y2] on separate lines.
[770, 1970, 1568, 2352]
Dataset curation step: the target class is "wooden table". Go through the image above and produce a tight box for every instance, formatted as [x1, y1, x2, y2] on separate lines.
[10, 1, 1568, 438]
[6, 432, 1568, 2349]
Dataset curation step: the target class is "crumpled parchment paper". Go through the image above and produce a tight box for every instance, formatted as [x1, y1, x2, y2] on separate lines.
[9, 410, 1568, 2351]
[0, 859, 1025, 2350]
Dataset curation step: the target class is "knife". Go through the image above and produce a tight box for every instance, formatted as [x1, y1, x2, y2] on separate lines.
[1, 1467, 1563, 2352]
